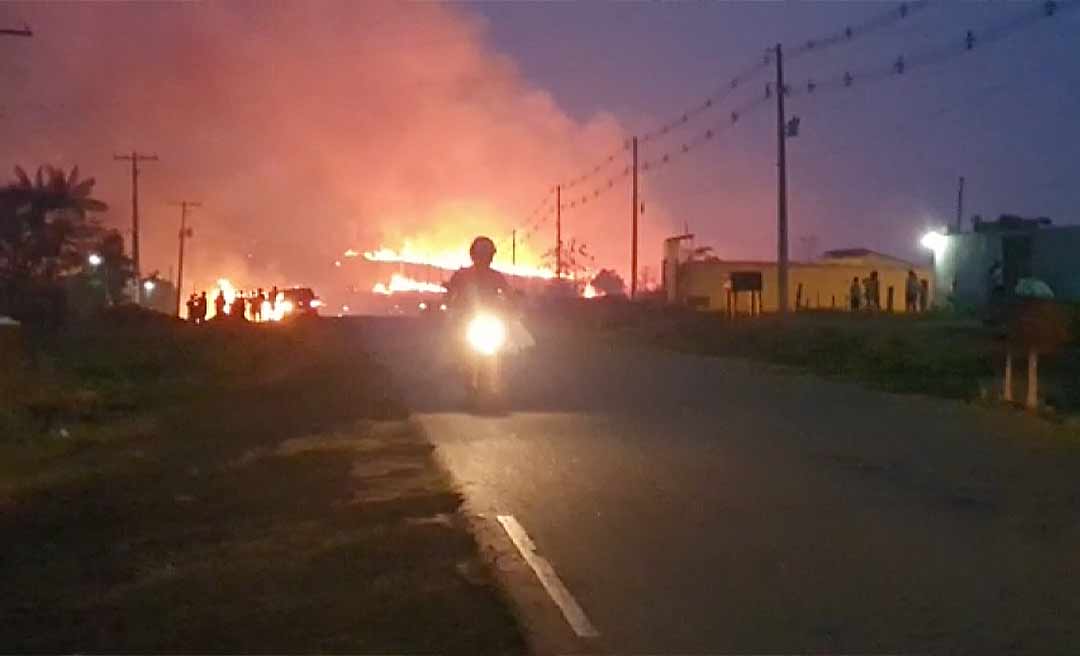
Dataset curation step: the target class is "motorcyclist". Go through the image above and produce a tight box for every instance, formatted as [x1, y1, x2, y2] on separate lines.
[446, 236, 512, 310]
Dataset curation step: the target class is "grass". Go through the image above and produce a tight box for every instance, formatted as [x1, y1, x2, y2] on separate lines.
[0, 312, 524, 654]
[594, 307, 1080, 413]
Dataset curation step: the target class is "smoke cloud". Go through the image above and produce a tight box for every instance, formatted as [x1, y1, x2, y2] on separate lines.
[1, 2, 674, 302]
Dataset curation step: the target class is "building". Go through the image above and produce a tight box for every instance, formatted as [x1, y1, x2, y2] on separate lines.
[930, 215, 1080, 308]
[669, 246, 932, 313]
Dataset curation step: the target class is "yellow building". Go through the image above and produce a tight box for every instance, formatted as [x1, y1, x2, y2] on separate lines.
[674, 248, 933, 313]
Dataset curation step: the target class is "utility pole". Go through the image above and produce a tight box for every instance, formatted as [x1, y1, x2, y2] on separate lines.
[774, 43, 789, 314]
[171, 201, 200, 316]
[556, 185, 562, 278]
[114, 151, 158, 303]
[631, 136, 639, 299]
[511, 229, 517, 266]
[955, 176, 965, 232]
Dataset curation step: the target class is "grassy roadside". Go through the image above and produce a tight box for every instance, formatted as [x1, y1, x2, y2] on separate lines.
[0, 313, 523, 653]
[552, 301, 1080, 416]
[649, 312, 999, 400]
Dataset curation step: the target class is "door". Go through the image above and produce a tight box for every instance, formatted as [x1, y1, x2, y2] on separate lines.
[1002, 235, 1032, 292]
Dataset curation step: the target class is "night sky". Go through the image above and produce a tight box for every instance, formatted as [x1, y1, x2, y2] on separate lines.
[475, 1, 1080, 261]
[2, 1, 1077, 295]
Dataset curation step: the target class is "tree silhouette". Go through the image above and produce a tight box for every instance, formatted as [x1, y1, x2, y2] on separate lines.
[591, 269, 625, 296]
[97, 229, 134, 305]
[542, 238, 594, 278]
[1, 165, 109, 322]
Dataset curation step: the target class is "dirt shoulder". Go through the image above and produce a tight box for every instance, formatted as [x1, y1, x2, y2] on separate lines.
[0, 316, 523, 654]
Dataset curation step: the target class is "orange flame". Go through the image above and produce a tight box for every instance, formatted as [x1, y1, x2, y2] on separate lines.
[363, 246, 557, 280]
[373, 272, 448, 295]
[356, 239, 602, 297]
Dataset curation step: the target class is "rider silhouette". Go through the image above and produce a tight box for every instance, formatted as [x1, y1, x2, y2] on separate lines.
[446, 236, 511, 308]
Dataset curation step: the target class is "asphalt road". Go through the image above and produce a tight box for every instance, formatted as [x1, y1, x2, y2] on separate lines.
[361, 316, 1080, 654]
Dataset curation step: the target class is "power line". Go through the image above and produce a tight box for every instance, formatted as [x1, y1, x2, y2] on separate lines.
[549, 1, 934, 203]
[559, 143, 630, 190]
[643, 0, 1075, 190]
[515, 0, 1075, 269]
[784, 0, 1076, 100]
[637, 1, 936, 146]
[788, 0, 933, 60]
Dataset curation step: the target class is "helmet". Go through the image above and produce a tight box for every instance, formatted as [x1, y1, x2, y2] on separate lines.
[469, 236, 496, 264]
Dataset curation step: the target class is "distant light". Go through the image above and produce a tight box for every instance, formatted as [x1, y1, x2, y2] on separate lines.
[439, 303, 447, 311]
[310, 299, 323, 308]
[143, 280, 156, 293]
[87, 253, 103, 267]
[342, 305, 350, 312]
[418, 301, 427, 310]
[920, 230, 947, 252]
[334, 260, 342, 267]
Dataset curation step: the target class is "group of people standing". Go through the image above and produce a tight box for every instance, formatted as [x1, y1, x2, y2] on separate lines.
[849, 270, 928, 313]
[185, 286, 281, 324]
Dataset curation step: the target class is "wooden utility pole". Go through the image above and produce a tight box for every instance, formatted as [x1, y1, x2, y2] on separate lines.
[956, 176, 965, 231]
[171, 201, 200, 316]
[556, 185, 562, 278]
[114, 151, 158, 303]
[511, 229, 517, 266]
[631, 136, 639, 299]
[774, 44, 789, 314]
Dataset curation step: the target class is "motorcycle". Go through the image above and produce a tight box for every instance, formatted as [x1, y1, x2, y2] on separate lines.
[463, 311, 507, 401]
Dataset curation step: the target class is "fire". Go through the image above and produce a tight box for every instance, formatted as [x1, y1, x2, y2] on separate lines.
[583, 282, 599, 299]
[373, 272, 448, 295]
[217, 278, 237, 315]
[356, 239, 603, 298]
[204, 278, 296, 322]
[363, 245, 558, 280]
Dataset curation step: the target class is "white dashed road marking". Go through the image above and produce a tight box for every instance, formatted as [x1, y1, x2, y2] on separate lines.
[496, 514, 601, 639]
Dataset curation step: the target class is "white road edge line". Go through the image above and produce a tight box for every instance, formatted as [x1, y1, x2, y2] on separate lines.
[496, 514, 601, 639]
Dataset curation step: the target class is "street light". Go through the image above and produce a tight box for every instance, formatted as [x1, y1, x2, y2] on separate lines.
[920, 230, 947, 253]
[88, 253, 103, 267]
[143, 280, 156, 294]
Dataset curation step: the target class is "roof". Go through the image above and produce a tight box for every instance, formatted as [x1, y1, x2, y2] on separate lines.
[680, 248, 923, 271]
[820, 248, 917, 268]
[972, 215, 1052, 233]
[821, 248, 873, 258]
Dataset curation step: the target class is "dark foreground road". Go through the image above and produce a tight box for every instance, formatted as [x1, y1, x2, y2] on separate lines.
[362, 316, 1080, 654]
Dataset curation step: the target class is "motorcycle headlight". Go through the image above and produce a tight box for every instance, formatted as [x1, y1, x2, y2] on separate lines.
[466, 314, 506, 356]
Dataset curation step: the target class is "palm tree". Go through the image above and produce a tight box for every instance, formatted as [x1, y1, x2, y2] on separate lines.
[1, 164, 107, 276]
[0, 165, 109, 322]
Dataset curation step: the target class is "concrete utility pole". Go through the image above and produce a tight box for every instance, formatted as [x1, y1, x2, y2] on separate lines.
[555, 185, 562, 278]
[114, 151, 158, 303]
[171, 201, 200, 316]
[774, 43, 790, 314]
[955, 176, 965, 232]
[631, 136, 639, 299]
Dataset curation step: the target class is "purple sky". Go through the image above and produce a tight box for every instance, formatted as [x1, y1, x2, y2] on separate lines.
[474, 1, 1080, 263]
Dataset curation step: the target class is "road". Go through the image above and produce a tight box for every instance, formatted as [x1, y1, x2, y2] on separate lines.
[361, 316, 1080, 653]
